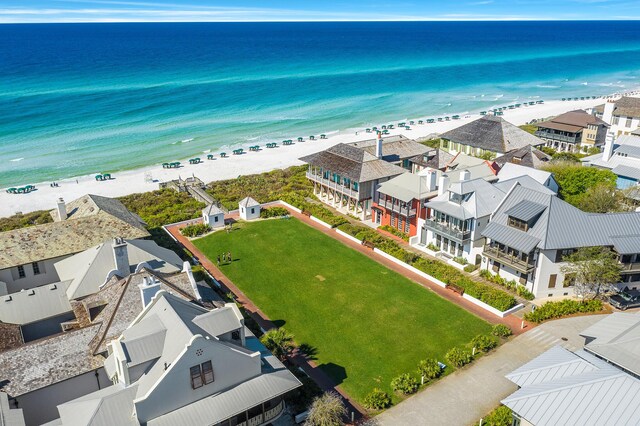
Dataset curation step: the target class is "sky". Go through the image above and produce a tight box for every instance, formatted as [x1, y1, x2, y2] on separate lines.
[1, 0, 639, 23]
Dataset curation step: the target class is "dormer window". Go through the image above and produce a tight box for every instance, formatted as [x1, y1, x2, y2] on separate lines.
[508, 216, 528, 231]
[190, 360, 215, 389]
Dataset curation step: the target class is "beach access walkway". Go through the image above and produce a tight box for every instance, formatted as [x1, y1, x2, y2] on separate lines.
[165, 202, 533, 422]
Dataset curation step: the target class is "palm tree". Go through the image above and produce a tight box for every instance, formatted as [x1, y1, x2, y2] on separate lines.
[306, 392, 347, 426]
[260, 328, 294, 361]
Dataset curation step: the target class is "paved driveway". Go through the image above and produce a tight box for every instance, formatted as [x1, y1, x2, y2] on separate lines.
[371, 314, 607, 426]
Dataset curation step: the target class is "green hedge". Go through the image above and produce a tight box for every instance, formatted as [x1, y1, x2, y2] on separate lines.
[524, 299, 603, 323]
[260, 206, 289, 218]
[181, 223, 211, 237]
[379, 225, 410, 242]
[281, 191, 348, 228]
[337, 223, 516, 311]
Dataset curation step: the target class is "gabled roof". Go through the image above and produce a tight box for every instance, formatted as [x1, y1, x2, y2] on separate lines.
[502, 347, 640, 426]
[593, 96, 640, 118]
[537, 110, 608, 134]
[493, 145, 552, 169]
[56, 383, 138, 426]
[484, 184, 640, 251]
[0, 194, 149, 269]
[202, 204, 224, 215]
[427, 177, 506, 220]
[299, 143, 406, 182]
[410, 148, 455, 170]
[55, 239, 183, 301]
[239, 197, 260, 208]
[349, 135, 429, 162]
[376, 172, 434, 202]
[497, 163, 555, 190]
[441, 116, 544, 153]
[192, 304, 244, 338]
[505, 200, 547, 222]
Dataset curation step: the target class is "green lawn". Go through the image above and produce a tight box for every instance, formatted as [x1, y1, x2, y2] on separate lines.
[194, 218, 491, 403]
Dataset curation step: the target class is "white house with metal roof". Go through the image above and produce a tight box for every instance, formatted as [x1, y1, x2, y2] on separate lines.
[48, 291, 301, 426]
[503, 313, 640, 426]
[482, 183, 640, 298]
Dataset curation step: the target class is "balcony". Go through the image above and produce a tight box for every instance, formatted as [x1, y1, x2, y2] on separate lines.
[425, 218, 471, 243]
[306, 172, 358, 199]
[534, 130, 580, 145]
[235, 400, 285, 426]
[621, 262, 640, 273]
[381, 199, 417, 217]
[483, 245, 535, 274]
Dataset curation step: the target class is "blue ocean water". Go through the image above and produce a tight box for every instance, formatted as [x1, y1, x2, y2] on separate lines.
[2, 21, 640, 187]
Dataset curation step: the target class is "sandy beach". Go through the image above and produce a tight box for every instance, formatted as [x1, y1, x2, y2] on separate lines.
[0, 94, 635, 218]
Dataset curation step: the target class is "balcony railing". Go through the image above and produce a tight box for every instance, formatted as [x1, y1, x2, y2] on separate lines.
[236, 400, 285, 426]
[381, 199, 417, 217]
[306, 172, 358, 198]
[535, 130, 580, 144]
[425, 218, 471, 243]
[621, 262, 640, 272]
[483, 245, 535, 274]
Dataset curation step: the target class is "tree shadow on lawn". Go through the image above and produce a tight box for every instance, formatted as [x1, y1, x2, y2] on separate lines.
[298, 343, 318, 361]
[271, 319, 286, 328]
[317, 362, 348, 386]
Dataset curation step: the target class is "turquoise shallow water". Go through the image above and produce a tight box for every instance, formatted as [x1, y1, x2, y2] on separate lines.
[1, 21, 640, 187]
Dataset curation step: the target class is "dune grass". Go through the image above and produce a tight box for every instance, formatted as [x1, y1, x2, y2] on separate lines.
[194, 218, 490, 403]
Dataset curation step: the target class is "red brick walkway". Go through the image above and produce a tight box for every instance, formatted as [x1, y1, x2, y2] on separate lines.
[166, 203, 533, 420]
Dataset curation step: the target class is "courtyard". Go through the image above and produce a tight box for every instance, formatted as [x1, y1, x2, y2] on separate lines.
[194, 218, 491, 404]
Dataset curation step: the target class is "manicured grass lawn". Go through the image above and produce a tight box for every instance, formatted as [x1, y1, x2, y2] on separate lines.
[194, 218, 491, 403]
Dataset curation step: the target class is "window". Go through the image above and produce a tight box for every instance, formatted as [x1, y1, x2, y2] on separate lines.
[626, 117, 633, 128]
[190, 365, 203, 389]
[405, 220, 410, 233]
[214, 216, 219, 223]
[251, 208, 255, 214]
[17, 265, 25, 279]
[202, 361, 214, 384]
[32, 262, 40, 275]
[548, 274, 557, 288]
[508, 216, 528, 231]
[519, 273, 527, 285]
[613, 116, 620, 125]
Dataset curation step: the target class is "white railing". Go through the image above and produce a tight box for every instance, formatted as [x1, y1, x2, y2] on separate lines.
[264, 401, 285, 423]
[306, 172, 358, 198]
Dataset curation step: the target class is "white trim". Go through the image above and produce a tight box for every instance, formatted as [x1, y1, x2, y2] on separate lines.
[335, 229, 362, 245]
[309, 215, 332, 229]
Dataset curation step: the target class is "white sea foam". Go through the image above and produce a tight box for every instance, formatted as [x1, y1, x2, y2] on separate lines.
[10, 158, 24, 162]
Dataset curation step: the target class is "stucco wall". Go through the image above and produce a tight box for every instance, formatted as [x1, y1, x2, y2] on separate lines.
[0, 256, 69, 294]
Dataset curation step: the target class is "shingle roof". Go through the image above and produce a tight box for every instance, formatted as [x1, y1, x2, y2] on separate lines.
[441, 116, 544, 153]
[349, 135, 429, 162]
[203, 204, 224, 215]
[493, 145, 552, 169]
[537, 110, 608, 133]
[0, 194, 149, 269]
[410, 148, 456, 170]
[299, 143, 406, 182]
[239, 197, 260, 208]
[593, 96, 640, 118]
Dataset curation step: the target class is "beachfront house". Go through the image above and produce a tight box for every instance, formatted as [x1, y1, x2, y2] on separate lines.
[348, 134, 429, 170]
[492, 145, 551, 169]
[581, 133, 640, 190]
[502, 314, 640, 426]
[0, 194, 148, 296]
[48, 291, 301, 426]
[481, 183, 640, 299]
[534, 109, 609, 153]
[0, 267, 212, 425]
[592, 96, 640, 136]
[202, 204, 225, 228]
[439, 115, 545, 158]
[239, 196, 261, 220]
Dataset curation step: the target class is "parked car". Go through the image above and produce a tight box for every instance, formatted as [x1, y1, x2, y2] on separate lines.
[609, 290, 640, 311]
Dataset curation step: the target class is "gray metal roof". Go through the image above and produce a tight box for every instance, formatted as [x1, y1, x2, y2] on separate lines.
[497, 163, 555, 190]
[192, 305, 244, 339]
[502, 345, 640, 426]
[428, 177, 506, 220]
[0, 281, 72, 325]
[612, 164, 640, 180]
[441, 115, 544, 153]
[611, 235, 640, 254]
[56, 383, 139, 426]
[505, 200, 547, 222]
[376, 173, 432, 202]
[482, 222, 541, 253]
[121, 314, 167, 367]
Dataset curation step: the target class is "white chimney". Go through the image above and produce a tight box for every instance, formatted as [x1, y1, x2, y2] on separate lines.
[424, 169, 438, 192]
[375, 132, 383, 159]
[112, 237, 130, 278]
[602, 131, 615, 162]
[438, 174, 450, 196]
[460, 169, 471, 182]
[138, 276, 161, 308]
[603, 100, 615, 125]
[56, 198, 67, 221]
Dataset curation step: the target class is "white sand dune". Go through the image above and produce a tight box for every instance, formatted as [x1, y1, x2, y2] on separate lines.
[0, 94, 635, 218]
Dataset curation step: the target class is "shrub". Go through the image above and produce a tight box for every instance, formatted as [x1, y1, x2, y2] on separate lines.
[446, 347, 473, 368]
[306, 391, 347, 426]
[0, 210, 53, 232]
[260, 328, 295, 361]
[464, 264, 479, 273]
[260, 206, 289, 218]
[363, 388, 392, 410]
[524, 299, 603, 323]
[181, 223, 211, 237]
[426, 243, 440, 252]
[478, 405, 513, 426]
[491, 324, 512, 338]
[470, 334, 498, 353]
[119, 188, 205, 228]
[479, 269, 492, 279]
[390, 373, 419, 395]
[379, 225, 410, 242]
[453, 256, 468, 265]
[417, 358, 442, 381]
[516, 285, 535, 300]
